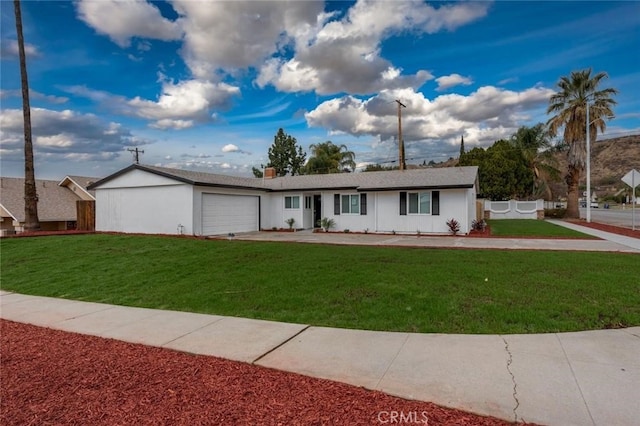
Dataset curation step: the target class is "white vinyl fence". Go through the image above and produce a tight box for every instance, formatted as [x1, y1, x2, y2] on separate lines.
[484, 199, 544, 219]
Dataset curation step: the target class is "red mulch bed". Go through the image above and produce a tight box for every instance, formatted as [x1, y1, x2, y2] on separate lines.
[0, 320, 522, 425]
[567, 220, 640, 239]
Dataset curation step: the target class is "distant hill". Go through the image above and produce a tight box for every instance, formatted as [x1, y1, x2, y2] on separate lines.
[550, 134, 640, 200]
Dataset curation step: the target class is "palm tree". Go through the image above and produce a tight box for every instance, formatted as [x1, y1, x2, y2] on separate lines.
[547, 69, 617, 218]
[510, 123, 560, 200]
[14, 0, 40, 231]
[305, 141, 356, 174]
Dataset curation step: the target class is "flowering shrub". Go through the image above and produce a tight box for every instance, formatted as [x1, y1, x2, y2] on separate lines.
[446, 218, 461, 235]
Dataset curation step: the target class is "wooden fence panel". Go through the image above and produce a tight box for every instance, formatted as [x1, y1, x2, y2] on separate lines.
[76, 200, 95, 231]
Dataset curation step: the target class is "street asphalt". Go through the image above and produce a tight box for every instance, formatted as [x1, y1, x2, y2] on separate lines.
[2, 221, 639, 425]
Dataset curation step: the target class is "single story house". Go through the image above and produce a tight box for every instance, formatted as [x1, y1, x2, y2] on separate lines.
[88, 164, 479, 236]
[0, 175, 96, 234]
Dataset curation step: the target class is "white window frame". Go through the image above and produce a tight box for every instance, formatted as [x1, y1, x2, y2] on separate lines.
[285, 195, 300, 209]
[341, 194, 360, 215]
[408, 192, 431, 215]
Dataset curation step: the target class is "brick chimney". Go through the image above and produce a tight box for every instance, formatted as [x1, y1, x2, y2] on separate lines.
[264, 167, 276, 179]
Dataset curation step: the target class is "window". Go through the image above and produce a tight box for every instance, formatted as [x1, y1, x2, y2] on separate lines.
[335, 193, 367, 215]
[285, 196, 300, 209]
[305, 196, 312, 209]
[341, 194, 360, 214]
[408, 192, 430, 214]
[401, 192, 432, 215]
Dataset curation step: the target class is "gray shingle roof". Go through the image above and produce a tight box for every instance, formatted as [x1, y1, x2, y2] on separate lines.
[90, 164, 478, 193]
[0, 177, 83, 222]
[261, 167, 479, 192]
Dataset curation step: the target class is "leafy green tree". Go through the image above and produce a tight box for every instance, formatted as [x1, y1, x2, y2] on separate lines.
[547, 69, 617, 218]
[251, 166, 263, 178]
[458, 146, 486, 167]
[510, 124, 560, 200]
[482, 140, 533, 200]
[267, 128, 307, 176]
[14, 0, 39, 231]
[305, 141, 356, 174]
[459, 141, 533, 200]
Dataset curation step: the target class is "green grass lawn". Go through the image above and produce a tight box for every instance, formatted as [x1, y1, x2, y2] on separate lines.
[2, 234, 638, 334]
[488, 219, 594, 238]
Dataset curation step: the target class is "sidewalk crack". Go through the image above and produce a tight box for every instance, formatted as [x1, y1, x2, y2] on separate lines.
[501, 336, 520, 423]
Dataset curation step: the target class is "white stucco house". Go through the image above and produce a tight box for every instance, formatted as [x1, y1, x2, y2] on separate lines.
[87, 164, 479, 236]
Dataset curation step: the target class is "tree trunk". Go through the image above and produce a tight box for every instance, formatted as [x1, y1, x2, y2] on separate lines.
[565, 165, 581, 219]
[14, 0, 40, 231]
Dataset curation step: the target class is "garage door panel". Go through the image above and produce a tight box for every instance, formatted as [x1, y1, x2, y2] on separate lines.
[202, 194, 258, 235]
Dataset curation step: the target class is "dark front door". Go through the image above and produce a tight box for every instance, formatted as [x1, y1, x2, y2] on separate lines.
[313, 195, 322, 228]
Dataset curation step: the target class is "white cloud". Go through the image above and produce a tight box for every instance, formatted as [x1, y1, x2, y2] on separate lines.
[128, 78, 240, 129]
[436, 74, 474, 91]
[256, 0, 488, 95]
[63, 78, 240, 130]
[171, 0, 324, 79]
[0, 108, 150, 162]
[0, 89, 68, 104]
[222, 144, 239, 153]
[0, 39, 39, 59]
[76, 0, 182, 48]
[305, 85, 555, 150]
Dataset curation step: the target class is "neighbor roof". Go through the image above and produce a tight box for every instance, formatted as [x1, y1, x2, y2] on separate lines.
[0, 177, 85, 222]
[89, 164, 478, 193]
[58, 175, 98, 198]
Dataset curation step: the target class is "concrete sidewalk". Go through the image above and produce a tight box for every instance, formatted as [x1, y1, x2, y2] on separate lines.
[2, 291, 638, 425]
[547, 219, 640, 251]
[223, 224, 640, 253]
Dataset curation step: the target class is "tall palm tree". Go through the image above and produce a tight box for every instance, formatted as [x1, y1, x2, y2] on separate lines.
[547, 69, 617, 218]
[305, 141, 356, 174]
[14, 0, 40, 231]
[510, 123, 560, 200]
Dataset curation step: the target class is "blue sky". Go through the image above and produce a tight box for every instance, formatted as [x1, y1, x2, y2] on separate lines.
[1, 0, 638, 179]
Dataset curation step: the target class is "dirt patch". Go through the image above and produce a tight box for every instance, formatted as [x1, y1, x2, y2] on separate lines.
[0, 320, 526, 425]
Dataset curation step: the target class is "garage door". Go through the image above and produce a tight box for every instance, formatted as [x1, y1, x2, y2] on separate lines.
[202, 194, 259, 235]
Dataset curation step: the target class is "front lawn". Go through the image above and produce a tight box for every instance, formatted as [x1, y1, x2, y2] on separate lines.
[488, 219, 594, 238]
[2, 234, 638, 334]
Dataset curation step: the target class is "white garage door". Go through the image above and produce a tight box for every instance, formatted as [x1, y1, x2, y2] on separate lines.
[202, 194, 259, 235]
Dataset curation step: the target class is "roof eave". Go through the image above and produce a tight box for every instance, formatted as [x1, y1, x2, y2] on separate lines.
[87, 164, 195, 190]
[193, 182, 266, 191]
[0, 203, 19, 222]
[59, 176, 96, 200]
[266, 185, 358, 193]
[357, 184, 475, 192]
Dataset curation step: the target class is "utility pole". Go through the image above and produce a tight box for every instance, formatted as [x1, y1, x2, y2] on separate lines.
[395, 99, 406, 170]
[128, 147, 144, 164]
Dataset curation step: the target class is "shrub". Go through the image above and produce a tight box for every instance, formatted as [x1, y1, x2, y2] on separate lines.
[446, 218, 461, 235]
[544, 208, 566, 219]
[343, 229, 350, 233]
[320, 217, 335, 232]
[471, 219, 487, 232]
[285, 218, 296, 230]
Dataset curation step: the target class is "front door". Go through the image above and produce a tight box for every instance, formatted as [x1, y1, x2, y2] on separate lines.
[313, 195, 322, 228]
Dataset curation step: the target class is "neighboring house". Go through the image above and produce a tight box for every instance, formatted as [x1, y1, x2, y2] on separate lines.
[88, 164, 479, 236]
[0, 176, 96, 234]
